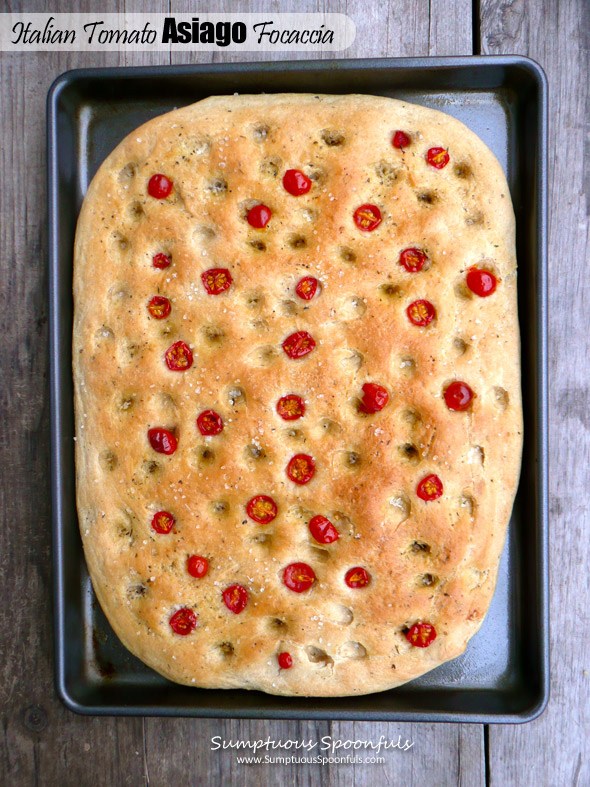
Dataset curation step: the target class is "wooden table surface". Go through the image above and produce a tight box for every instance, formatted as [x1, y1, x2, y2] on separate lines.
[1, 1, 587, 785]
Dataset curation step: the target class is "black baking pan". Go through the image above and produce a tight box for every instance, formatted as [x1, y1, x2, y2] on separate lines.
[48, 56, 548, 722]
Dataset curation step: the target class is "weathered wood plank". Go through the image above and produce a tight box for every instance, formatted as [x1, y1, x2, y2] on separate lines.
[0, 1, 168, 785]
[167, 0, 432, 64]
[0, 52, 145, 787]
[429, 0, 473, 55]
[481, 0, 590, 785]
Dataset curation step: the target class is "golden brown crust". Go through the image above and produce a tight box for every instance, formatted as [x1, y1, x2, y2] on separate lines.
[73, 93, 522, 696]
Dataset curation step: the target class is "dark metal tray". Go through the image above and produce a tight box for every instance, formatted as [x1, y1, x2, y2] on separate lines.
[48, 56, 548, 722]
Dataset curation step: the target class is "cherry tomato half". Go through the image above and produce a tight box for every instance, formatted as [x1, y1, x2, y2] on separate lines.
[283, 562, 315, 593]
[406, 621, 437, 647]
[148, 174, 173, 199]
[169, 607, 197, 635]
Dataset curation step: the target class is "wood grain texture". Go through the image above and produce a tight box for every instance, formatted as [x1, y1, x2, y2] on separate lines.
[167, 0, 434, 64]
[481, 0, 590, 785]
[0, 1, 167, 786]
[430, 0, 473, 55]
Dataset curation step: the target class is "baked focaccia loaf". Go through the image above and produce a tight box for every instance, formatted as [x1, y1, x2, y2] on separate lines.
[73, 93, 522, 696]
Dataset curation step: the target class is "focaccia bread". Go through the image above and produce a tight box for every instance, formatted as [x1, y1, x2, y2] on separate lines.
[73, 93, 522, 696]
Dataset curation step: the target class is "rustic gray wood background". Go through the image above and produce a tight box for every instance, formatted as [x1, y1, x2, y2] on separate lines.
[0, 0, 587, 784]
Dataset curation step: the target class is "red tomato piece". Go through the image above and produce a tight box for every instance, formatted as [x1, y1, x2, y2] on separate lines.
[201, 268, 232, 295]
[152, 510, 175, 534]
[278, 652, 293, 669]
[283, 169, 312, 196]
[309, 515, 339, 544]
[417, 474, 444, 501]
[406, 621, 437, 648]
[187, 555, 209, 578]
[426, 147, 450, 169]
[353, 204, 382, 231]
[276, 394, 306, 421]
[407, 299, 436, 326]
[393, 130, 411, 149]
[148, 174, 173, 199]
[169, 607, 197, 635]
[148, 427, 177, 455]
[165, 340, 193, 371]
[197, 410, 224, 436]
[147, 295, 171, 319]
[283, 562, 315, 593]
[295, 276, 318, 300]
[399, 247, 428, 273]
[152, 252, 171, 269]
[246, 495, 278, 524]
[466, 267, 498, 297]
[247, 204, 272, 228]
[223, 584, 248, 614]
[345, 567, 371, 588]
[444, 381, 474, 411]
[286, 454, 315, 485]
[358, 382, 389, 414]
[282, 331, 316, 359]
